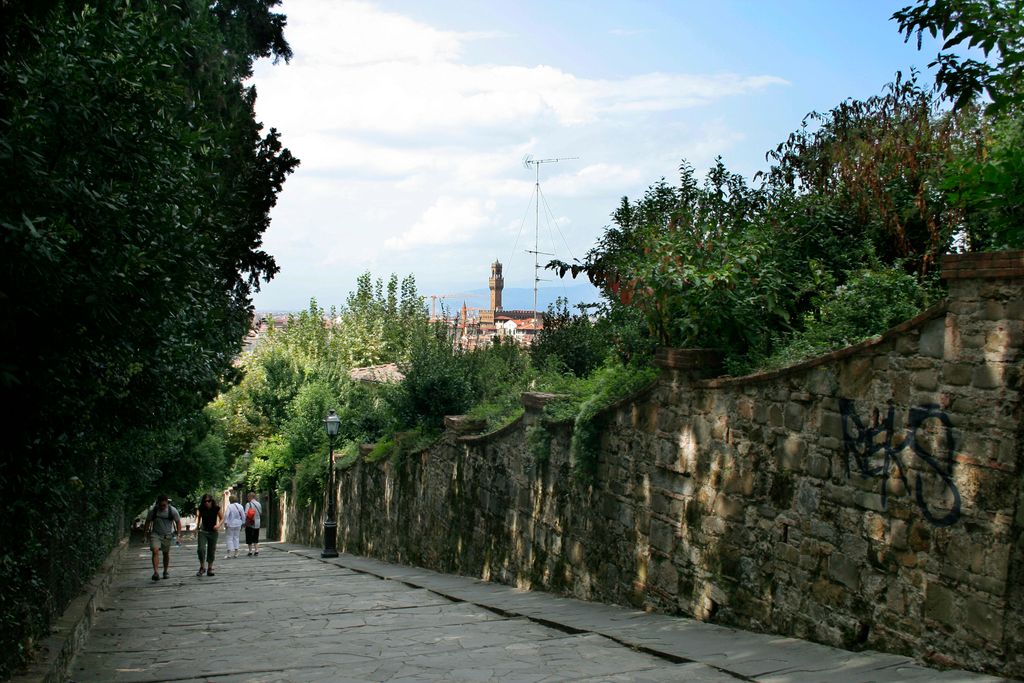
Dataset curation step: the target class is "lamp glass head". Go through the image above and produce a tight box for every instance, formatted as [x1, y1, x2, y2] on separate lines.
[324, 409, 341, 437]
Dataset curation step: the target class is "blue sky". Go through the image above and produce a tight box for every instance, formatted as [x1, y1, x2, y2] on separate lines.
[250, 1, 949, 312]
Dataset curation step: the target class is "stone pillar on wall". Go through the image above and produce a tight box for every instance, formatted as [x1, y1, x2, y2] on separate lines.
[940, 250, 1024, 675]
[654, 348, 723, 386]
[938, 250, 1022, 478]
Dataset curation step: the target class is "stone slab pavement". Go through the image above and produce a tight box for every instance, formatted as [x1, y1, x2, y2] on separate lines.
[67, 540, 1014, 683]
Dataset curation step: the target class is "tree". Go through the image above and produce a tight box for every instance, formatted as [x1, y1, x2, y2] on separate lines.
[893, 1, 1024, 248]
[395, 326, 473, 429]
[282, 381, 337, 464]
[943, 114, 1024, 248]
[551, 160, 802, 360]
[530, 298, 610, 376]
[765, 72, 985, 272]
[0, 1, 297, 674]
[893, 0, 1024, 112]
[333, 272, 426, 367]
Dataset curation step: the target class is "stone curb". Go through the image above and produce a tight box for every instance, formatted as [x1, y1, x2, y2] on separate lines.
[10, 537, 129, 683]
[275, 543, 1016, 683]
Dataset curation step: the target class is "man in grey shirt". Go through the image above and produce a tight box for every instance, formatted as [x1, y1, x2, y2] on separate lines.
[144, 494, 181, 581]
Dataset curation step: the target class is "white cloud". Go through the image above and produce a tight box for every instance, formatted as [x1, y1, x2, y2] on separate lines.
[544, 163, 645, 197]
[255, 2, 786, 136]
[258, 61, 784, 135]
[385, 196, 497, 250]
[287, 1, 464, 67]
[250, 1, 788, 308]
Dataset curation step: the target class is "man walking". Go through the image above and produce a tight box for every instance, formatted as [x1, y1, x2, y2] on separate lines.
[144, 494, 181, 581]
[244, 491, 263, 556]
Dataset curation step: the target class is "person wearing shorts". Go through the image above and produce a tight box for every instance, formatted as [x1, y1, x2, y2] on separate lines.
[144, 495, 181, 581]
[244, 491, 262, 556]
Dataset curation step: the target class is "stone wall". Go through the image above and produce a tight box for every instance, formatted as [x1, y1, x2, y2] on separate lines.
[281, 252, 1024, 677]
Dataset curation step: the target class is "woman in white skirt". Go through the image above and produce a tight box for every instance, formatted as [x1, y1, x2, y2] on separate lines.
[223, 494, 246, 558]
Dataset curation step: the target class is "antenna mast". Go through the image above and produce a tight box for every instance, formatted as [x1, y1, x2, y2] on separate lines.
[522, 155, 578, 323]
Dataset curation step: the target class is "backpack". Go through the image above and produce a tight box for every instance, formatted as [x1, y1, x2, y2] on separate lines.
[147, 504, 177, 535]
[148, 503, 173, 522]
[245, 502, 257, 527]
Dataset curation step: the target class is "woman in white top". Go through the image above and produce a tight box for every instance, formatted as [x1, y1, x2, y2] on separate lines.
[223, 494, 246, 558]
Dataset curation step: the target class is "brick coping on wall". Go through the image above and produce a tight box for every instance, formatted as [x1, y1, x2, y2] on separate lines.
[698, 301, 949, 389]
[458, 413, 526, 444]
[696, 249, 1023, 389]
[457, 382, 663, 447]
[941, 250, 1024, 280]
[451, 302, 949, 444]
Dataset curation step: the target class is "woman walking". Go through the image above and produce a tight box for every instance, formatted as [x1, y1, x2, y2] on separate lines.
[195, 494, 223, 577]
[244, 491, 263, 556]
[223, 494, 245, 558]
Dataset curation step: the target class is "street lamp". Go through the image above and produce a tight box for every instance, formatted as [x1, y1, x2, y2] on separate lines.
[322, 409, 341, 558]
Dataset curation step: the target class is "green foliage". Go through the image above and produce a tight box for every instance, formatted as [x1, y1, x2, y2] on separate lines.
[527, 424, 553, 463]
[530, 298, 611, 376]
[334, 272, 426, 367]
[271, 299, 350, 389]
[552, 160, 805, 361]
[202, 272, 427, 513]
[468, 401, 526, 431]
[282, 381, 337, 465]
[365, 437, 397, 464]
[596, 301, 659, 366]
[217, 275, 423, 486]
[0, 2, 296, 674]
[893, 0, 1024, 113]
[891, 2, 1024, 249]
[359, 427, 439, 469]
[944, 113, 1024, 249]
[395, 427, 442, 463]
[765, 72, 983, 275]
[394, 326, 474, 429]
[293, 450, 328, 506]
[541, 363, 659, 481]
[335, 442, 361, 471]
[337, 382, 400, 445]
[244, 436, 291, 493]
[138, 408, 235, 512]
[552, 61, 1015, 370]
[463, 337, 533, 429]
[757, 265, 934, 370]
[182, 431, 228, 497]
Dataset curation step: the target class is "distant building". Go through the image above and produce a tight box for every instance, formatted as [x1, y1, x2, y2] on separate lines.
[241, 312, 291, 355]
[457, 260, 542, 348]
[496, 316, 542, 343]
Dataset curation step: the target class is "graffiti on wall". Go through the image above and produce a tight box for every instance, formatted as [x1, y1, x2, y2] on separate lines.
[839, 399, 961, 526]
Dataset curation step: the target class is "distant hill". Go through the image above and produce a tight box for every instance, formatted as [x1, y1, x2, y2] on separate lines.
[258, 282, 605, 317]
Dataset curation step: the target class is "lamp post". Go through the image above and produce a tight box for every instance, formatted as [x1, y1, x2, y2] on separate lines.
[322, 409, 341, 558]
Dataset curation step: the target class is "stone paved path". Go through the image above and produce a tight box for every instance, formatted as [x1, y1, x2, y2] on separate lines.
[68, 541, 1011, 683]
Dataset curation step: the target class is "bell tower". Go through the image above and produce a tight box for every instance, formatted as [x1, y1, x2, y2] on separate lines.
[489, 260, 504, 311]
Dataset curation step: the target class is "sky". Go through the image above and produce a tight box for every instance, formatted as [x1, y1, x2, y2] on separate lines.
[249, 0, 950, 312]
